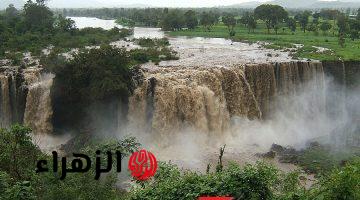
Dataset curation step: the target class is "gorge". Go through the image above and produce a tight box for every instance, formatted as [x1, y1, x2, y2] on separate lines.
[0, 60, 358, 152]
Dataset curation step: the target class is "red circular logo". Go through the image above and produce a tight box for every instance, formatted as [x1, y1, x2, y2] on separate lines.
[128, 149, 157, 181]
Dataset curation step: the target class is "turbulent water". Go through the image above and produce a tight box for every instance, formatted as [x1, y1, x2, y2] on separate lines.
[0, 59, 358, 171]
[0, 66, 54, 135]
[23, 69, 54, 135]
[128, 62, 325, 136]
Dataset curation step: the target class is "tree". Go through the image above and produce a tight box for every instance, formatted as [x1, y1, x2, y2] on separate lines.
[357, 8, 360, 21]
[0, 125, 41, 181]
[23, 0, 54, 33]
[247, 14, 257, 33]
[254, 4, 288, 34]
[287, 17, 297, 33]
[161, 9, 185, 31]
[4, 4, 19, 28]
[349, 19, 360, 40]
[200, 11, 217, 31]
[320, 21, 332, 35]
[48, 45, 133, 131]
[184, 10, 198, 29]
[54, 15, 76, 32]
[337, 14, 349, 35]
[320, 9, 340, 35]
[4, 4, 18, 19]
[240, 12, 257, 33]
[298, 11, 311, 33]
[350, 30, 359, 41]
[240, 12, 251, 27]
[336, 14, 349, 47]
[307, 23, 319, 35]
[222, 13, 236, 36]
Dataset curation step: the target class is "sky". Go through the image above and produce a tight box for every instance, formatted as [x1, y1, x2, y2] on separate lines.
[102, 0, 269, 7]
[47, 0, 353, 8]
[1, 0, 357, 9]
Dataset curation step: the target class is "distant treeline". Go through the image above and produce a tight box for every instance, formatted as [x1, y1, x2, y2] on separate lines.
[56, 7, 359, 30]
[56, 6, 360, 44]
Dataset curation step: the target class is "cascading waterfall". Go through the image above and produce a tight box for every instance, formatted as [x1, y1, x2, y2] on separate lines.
[0, 73, 12, 127]
[128, 61, 328, 138]
[0, 66, 54, 135]
[0, 61, 358, 149]
[23, 69, 54, 135]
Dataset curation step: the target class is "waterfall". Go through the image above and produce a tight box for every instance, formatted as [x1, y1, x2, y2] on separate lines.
[0, 66, 54, 135]
[128, 61, 327, 137]
[0, 60, 358, 148]
[0, 74, 12, 127]
[23, 69, 54, 135]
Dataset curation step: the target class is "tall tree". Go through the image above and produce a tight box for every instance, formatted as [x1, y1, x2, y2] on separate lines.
[349, 19, 360, 40]
[247, 13, 257, 33]
[222, 13, 236, 36]
[4, 4, 18, 19]
[23, 0, 54, 33]
[184, 10, 198, 30]
[337, 14, 349, 35]
[298, 11, 311, 33]
[161, 9, 185, 31]
[320, 21, 332, 35]
[254, 4, 288, 34]
[200, 11, 217, 31]
[287, 17, 297, 33]
[54, 15, 76, 32]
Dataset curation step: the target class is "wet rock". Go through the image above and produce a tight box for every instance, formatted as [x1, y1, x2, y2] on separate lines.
[260, 151, 276, 159]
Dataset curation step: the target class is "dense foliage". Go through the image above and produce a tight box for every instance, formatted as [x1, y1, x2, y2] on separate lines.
[41, 43, 177, 133]
[0, 125, 359, 200]
[56, 5, 360, 60]
[41, 45, 132, 133]
[127, 158, 360, 200]
[0, 1, 131, 60]
[0, 124, 140, 200]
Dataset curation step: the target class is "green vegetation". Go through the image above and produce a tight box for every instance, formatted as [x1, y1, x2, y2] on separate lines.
[0, 124, 139, 200]
[161, 6, 360, 61]
[0, 1, 132, 60]
[60, 5, 360, 61]
[41, 44, 176, 132]
[128, 159, 360, 200]
[297, 145, 359, 175]
[0, 124, 359, 199]
[169, 23, 360, 61]
[275, 142, 360, 175]
[254, 4, 288, 34]
[133, 37, 170, 47]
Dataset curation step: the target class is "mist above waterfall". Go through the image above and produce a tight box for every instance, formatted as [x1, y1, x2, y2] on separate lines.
[1, 61, 358, 168]
[123, 62, 359, 170]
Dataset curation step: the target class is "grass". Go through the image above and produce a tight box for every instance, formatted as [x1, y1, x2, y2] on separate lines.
[169, 23, 360, 61]
[297, 145, 360, 175]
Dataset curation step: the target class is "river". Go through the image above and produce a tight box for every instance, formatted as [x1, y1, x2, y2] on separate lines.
[69, 16, 295, 65]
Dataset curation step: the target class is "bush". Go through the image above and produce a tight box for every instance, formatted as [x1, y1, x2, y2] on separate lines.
[0, 125, 140, 200]
[310, 158, 360, 200]
[127, 162, 304, 200]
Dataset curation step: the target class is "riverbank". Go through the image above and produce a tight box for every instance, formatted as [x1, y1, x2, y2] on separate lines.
[169, 24, 360, 61]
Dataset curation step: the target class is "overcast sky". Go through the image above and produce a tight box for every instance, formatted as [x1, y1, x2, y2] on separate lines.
[103, 0, 269, 7]
[1, 0, 356, 9]
[51, 0, 354, 8]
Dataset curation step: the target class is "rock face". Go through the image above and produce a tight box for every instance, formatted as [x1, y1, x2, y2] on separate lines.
[0, 66, 27, 128]
[0, 61, 358, 144]
[0, 66, 54, 135]
[128, 61, 327, 136]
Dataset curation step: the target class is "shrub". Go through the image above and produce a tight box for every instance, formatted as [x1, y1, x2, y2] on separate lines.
[127, 162, 302, 200]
